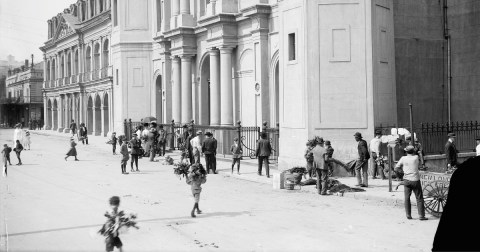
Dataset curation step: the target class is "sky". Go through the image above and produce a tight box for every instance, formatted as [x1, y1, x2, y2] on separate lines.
[0, 0, 73, 63]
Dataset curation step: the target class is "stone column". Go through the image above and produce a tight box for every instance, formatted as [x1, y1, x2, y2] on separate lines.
[92, 101, 98, 135]
[72, 93, 77, 124]
[79, 92, 85, 124]
[220, 47, 233, 126]
[171, 0, 180, 29]
[58, 95, 64, 131]
[52, 97, 56, 130]
[172, 56, 181, 123]
[209, 49, 220, 125]
[101, 103, 105, 136]
[108, 89, 113, 133]
[181, 55, 192, 123]
[178, 0, 194, 27]
[43, 97, 49, 130]
[161, 0, 171, 32]
[43, 56, 47, 88]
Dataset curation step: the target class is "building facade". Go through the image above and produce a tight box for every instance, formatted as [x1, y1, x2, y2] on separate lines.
[1, 60, 44, 127]
[42, 0, 400, 168]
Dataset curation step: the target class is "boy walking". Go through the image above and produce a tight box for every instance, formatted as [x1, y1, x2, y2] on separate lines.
[230, 138, 243, 174]
[186, 164, 207, 218]
[14, 140, 23, 165]
[119, 136, 129, 174]
[2, 144, 12, 177]
[103, 196, 123, 252]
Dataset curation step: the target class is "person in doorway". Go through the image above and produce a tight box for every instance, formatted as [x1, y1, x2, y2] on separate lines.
[476, 136, 480, 156]
[445, 132, 458, 174]
[256, 132, 272, 178]
[111, 132, 117, 155]
[370, 130, 384, 179]
[190, 131, 203, 164]
[325, 140, 334, 177]
[354, 132, 370, 187]
[70, 119, 77, 137]
[119, 136, 129, 174]
[395, 145, 428, 221]
[129, 133, 141, 172]
[202, 132, 217, 174]
[311, 137, 329, 195]
[14, 139, 24, 165]
[65, 138, 79, 161]
[157, 125, 167, 157]
[231, 137, 243, 174]
[79, 123, 89, 145]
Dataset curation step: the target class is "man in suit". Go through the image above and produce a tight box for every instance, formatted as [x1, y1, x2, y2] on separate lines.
[202, 132, 217, 174]
[354, 132, 370, 187]
[157, 125, 167, 157]
[311, 137, 329, 195]
[370, 130, 384, 179]
[445, 132, 458, 173]
[256, 132, 272, 178]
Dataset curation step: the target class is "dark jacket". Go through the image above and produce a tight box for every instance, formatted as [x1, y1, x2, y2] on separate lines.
[326, 146, 334, 158]
[14, 143, 24, 153]
[231, 143, 243, 158]
[70, 122, 77, 131]
[202, 137, 217, 155]
[129, 138, 141, 155]
[79, 126, 88, 137]
[311, 145, 327, 170]
[157, 129, 167, 143]
[445, 140, 458, 166]
[357, 139, 370, 161]
[256, 139, 272, 157]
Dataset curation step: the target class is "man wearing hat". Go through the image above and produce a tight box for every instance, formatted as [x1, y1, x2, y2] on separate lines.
[129, 133, 141, 172]
[370, 130, 385, 179]
[256, 132, 272, 177]
[445, 132, 458, 173]
[395, 145, 428, 220]
[202, 132, 217, 174]
[311, 137, 329, 195]
[476, 136, 480, 156]
[406, 136, 426, 170]
[190, 130, 203, 164]
[354, 132, 370, 187]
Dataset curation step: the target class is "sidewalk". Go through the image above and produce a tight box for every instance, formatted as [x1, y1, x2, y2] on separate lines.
[30, 129, 415, 209]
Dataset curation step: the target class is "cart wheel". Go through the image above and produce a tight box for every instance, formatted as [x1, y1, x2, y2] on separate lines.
[423, 180, 449, 218]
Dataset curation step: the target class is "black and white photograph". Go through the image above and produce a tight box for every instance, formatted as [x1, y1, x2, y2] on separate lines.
[1, 0, 480, 251]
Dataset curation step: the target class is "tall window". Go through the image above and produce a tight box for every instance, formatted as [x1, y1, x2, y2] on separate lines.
[156, 0, 162, 32]
[113, 0, 118, 26]
[288, 33, 296, 61]
[99, 0, 103, 13]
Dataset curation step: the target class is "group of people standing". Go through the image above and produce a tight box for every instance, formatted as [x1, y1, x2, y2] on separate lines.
[304, 136, 335, 195]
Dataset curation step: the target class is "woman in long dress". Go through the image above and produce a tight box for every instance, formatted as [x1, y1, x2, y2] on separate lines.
[65, 138, 79, 161]
[13, 124, 24, 145]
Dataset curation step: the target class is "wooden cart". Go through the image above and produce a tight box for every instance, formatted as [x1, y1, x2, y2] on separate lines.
[419, 171, 451, 217]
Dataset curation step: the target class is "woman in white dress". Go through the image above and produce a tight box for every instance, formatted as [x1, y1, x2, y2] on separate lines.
[13, 124, 24, 146]
[23, 130, 31, 150]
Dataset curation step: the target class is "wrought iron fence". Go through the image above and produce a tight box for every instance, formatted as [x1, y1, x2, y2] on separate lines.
[375, 121, 480, 155]
[123, 119, 280, 160]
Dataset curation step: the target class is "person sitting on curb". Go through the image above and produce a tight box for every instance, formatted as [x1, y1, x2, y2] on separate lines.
[395, 145, 428, 221]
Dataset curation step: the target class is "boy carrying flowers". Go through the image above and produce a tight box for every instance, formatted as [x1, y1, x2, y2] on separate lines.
[186, 163, 207, 218]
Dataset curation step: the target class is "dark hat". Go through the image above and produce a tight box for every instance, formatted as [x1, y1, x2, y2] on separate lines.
[112, 132, 116, 134]
[183, 124, 188, 128]
[354, 132, 362, 138]
[475, 136, 480, 140]
[404, 145, 415, 153]
[325, 140, 331, 145]
[196, 130, 203, 135]
[234, 137, 239, 141]
[315, 137, 324, 144]
[447, 132, 456, 138]
[375, 130, 382, 135]
[205, 131, 213, 136]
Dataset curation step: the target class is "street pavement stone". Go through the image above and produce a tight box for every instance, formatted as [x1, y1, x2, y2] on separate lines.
[0, 129, 438, 251]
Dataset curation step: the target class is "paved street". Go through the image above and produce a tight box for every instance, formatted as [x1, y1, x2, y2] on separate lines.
[0, 129, 439, 252]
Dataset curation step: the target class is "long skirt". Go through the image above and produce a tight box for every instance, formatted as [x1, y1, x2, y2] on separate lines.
[66, 147, 77, 156]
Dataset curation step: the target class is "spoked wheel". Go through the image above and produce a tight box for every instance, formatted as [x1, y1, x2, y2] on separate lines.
[422, 180, 449, 218]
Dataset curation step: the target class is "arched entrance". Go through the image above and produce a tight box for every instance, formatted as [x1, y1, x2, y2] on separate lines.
[94, 94, 101, 135]
[103, 93, 109, 136]
[53, 99, 58, 130]
[155, 75, 163, 123]
[87, 96, 93, 134]
[270, 51, 280, 125]
[198, 54, 210, 125]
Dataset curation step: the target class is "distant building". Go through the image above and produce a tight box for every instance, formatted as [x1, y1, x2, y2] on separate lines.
[1, 59, 44, 127]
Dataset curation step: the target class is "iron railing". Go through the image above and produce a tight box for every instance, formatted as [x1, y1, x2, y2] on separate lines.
[123, 119, 280, 160]
[375, 121, 480, 155]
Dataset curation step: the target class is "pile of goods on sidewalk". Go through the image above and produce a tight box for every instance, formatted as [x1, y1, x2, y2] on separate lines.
[162, 155, 174, 165]
[98, 211, 139, 236]
[284, 167, 307, 189]
[299, 178, 365, 194]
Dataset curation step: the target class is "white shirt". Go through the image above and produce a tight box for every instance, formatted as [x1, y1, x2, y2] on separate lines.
[190, 136, 202, 151]
[142, 129, 149, 138]
[135, 130, 142, 140]
[395, 155, 420, 181]
[370, 137, 381, 153]
[476, 144, 480, 156]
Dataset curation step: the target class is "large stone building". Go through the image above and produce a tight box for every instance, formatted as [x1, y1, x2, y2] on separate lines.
[41, 0, 480, 168]
[41, 0, 398, 168]
[1, 60, 44, 127]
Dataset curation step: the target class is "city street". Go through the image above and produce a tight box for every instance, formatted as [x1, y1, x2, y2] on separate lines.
[0, 129, 439, 252]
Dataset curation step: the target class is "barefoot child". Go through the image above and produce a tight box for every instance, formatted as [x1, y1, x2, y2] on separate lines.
[14, 140, 23, 165]
[230, 138, 242, 174]
[119, 136, 129, 174]
[111, 132, 117, 155]
[2, 144, 12, 177]
[186, 163, 207, 218]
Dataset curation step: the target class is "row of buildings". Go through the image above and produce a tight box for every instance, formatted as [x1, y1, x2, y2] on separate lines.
[1, 0, 473, 168]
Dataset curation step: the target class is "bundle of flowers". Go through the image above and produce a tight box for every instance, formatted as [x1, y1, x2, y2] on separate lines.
[287, 167, 307, 174]
[98, 211, 139, 237]
[162, 155, 174, 165]
[190, 163, 207, 179]
[173, 162, 190, 180]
